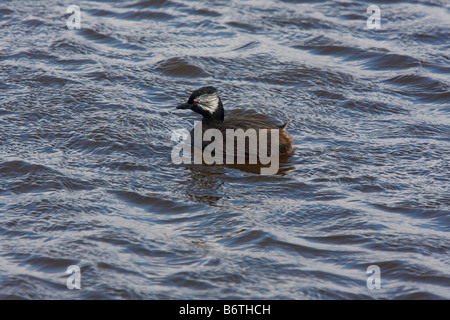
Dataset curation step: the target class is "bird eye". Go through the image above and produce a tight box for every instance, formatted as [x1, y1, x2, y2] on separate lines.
[193, 100, 198, 105]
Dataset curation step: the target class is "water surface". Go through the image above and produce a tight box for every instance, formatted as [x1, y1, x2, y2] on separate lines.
[0, 0, 449, 299]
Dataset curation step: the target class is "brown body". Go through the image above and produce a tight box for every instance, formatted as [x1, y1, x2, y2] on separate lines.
[206, 115, 294, 157]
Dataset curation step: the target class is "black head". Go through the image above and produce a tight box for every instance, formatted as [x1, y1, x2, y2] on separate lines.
[176, 86, 224, 124]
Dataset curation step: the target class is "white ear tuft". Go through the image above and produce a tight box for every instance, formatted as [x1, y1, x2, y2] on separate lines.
[197, 92, 220, 114]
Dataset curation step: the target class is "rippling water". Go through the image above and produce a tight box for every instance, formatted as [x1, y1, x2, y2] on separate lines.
[0, 0, 449, 299]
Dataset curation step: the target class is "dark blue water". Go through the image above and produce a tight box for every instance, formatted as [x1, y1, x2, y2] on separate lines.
[0, 0, 449, 299]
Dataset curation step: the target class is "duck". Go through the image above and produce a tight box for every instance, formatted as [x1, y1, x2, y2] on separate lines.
[176, 86, 294, 159]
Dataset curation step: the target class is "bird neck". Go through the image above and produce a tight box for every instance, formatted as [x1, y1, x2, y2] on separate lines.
[202, 99, 224, 128]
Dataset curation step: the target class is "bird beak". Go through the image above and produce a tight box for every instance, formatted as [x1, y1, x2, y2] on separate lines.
[176, 103, 192, 110]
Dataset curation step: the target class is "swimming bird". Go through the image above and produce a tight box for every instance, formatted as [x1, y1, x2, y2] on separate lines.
[176, 86, 294, 159]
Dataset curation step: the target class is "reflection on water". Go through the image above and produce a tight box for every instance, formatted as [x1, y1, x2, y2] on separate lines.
[0, 0, 449, 299]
